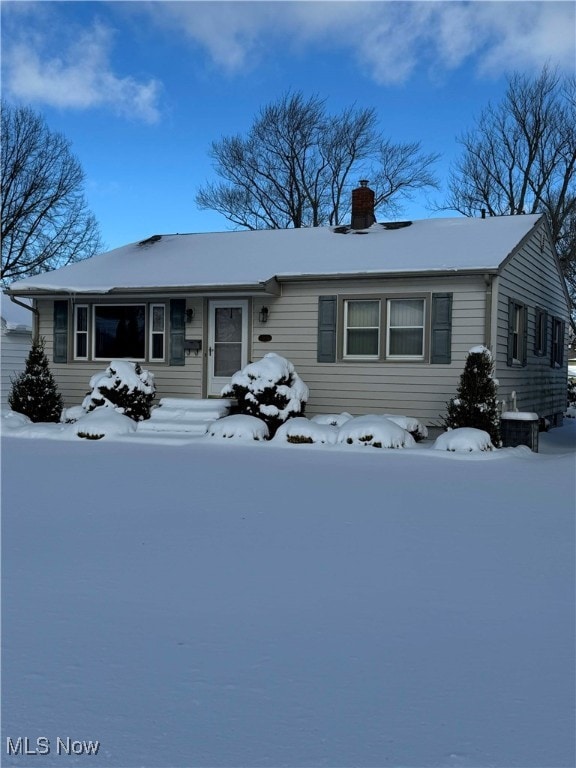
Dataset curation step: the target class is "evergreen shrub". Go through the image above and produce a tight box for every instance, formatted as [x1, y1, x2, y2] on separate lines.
[9, 337, 63, 423]
[443, 346, 501, 446]
[82, 361, 155, 421]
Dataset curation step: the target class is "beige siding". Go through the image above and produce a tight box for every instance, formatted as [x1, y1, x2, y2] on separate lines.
[494, 220, 570, 421]
[252, 275, 488, 426]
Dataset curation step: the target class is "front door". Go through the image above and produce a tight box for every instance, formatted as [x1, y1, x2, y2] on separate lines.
[207, 300, 249, 395]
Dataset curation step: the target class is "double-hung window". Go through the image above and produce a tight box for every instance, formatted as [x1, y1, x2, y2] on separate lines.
[507, 300, 527, 366]
[551, 317, 565, 368]
[387, 298, 425, 359]
[74, 305, 89, 360]
[149, 304, 166, 361]
[343, 300, 380, 358]
[534, 308, 548, 356]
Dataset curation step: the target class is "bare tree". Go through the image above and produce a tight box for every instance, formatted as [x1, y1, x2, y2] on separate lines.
[444, 68, 576, 306]
[1, 101, 103, 283]
[197, 91, 439, 230]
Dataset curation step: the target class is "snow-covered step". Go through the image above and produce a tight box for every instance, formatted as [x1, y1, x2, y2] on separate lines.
[136, 398, 233, 434]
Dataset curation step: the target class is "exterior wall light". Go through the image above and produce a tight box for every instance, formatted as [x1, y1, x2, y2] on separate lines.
[185, 308, 195, 324]
[259, 306, 269, 323]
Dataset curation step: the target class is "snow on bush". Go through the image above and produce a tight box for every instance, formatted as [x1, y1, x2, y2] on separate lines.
[82, 361, 156, 422]
[72, 408, 137, 440]
[221, 353, 309, 436]
[207, 414, 269, 441]
[311, 412, 353, 427]
[274, 417, 338, 445]
[336, 415, 416, 449]
[433, 428, 494, 452]
[383, 414, 428, 441]
[61, 405, 86, 424]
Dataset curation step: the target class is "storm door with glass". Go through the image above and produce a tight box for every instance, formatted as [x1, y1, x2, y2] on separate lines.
[207, 300, 249, 395]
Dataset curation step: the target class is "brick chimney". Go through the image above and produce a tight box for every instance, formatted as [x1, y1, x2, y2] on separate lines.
[351, 180, 375, 230]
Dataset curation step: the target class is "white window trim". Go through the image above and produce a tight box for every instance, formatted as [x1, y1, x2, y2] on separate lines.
[386, 298, 426, 360]
[73, 305, 89, 361]
[149, 303, 166, 362]
[92, 303, 147, 362]
[343, 299, 381, 359]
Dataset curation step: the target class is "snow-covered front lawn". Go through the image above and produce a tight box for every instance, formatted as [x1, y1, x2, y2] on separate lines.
[2, 420, 575, 767]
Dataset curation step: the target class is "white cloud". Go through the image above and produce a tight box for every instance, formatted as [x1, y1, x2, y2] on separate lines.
[2, 21, 162, 123]
[142, 1, 575, 84]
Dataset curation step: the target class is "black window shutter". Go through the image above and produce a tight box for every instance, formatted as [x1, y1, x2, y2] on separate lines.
[53, 300, 68, 363]
[170, 299, 186, 365]
[317, 296, 337, 363]
[507, 298, 515, 366]
[430, 293, 452, 364]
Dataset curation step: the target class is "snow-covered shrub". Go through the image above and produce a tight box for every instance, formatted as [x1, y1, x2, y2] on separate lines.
[274, 417, 338, 445]
[1, 409, 32, 430]
[443, 346, 501, 447]
[221, 353, 309, 437]
[336, 415, 416, 449]
[8, 337, 63, 423]
[82, 361, 155, 422]
[311, 412, 353, 427]
[433, 428, 494, 452]
[207, 414, 269, 441]
[72, 408, 137, 440]
[61, 405, 86, 424]
[383, 413, 428, 441]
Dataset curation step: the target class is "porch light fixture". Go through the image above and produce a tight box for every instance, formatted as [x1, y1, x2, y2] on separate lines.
[185, 308, 195, 324]
[259, 306, 269, 323]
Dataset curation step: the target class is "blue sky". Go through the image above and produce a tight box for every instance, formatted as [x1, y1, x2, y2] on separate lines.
[2, 1, 575, 251]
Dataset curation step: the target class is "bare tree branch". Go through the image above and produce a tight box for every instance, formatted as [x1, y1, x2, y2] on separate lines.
[196, 91, 439, 230]
[441, 67, 576, 315]
[1, 101, 103, 283]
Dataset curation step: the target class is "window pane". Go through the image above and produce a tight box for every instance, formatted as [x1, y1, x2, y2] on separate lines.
[347, 328, 379, 356]
[152, 334, 164, 360]
[76, 334, 87, 358]
[389, 328, 424, 356]
[94, 306, 145, 359]
[347, 301, 379, 327]
[152, 306, 165, 332]
[214, 342, 242, 377]
[390, 299, 424, 326]
[215, 308, 242, 342]
[76, 307, 88, 332]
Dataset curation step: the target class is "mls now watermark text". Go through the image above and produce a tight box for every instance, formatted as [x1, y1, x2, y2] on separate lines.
[7, 737, 100, 756]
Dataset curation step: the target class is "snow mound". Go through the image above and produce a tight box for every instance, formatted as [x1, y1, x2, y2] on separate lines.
[336, 415, 416, 449]
[207, 414, 269, 441]
[311, 412, 353, 427]
[274, 417, 338, 444]
[61, 405, 87, 423]
[72, 408, 137, 439]
[1, 409, 32, 430]
[433, 428, 494, 452]
[383, 413, 428, 439]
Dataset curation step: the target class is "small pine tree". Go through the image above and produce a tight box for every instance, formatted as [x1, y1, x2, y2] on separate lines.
[9, 337, 63, 423]
[443, 346, 501, 446]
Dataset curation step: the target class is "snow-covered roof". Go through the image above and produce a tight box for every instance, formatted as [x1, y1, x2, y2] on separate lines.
[0, 295, 33, 331]
[7, 214, 543, 295]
